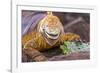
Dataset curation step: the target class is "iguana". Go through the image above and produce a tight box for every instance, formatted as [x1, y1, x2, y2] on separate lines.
[22, 12, 80, 62]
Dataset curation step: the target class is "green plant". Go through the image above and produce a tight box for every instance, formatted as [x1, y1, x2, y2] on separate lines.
[60, 41, 89, 55]
[60, 41, 71, 55]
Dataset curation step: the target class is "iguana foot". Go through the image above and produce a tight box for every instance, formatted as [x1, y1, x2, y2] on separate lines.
[59, 33, 81, 44]
[23, 48, 48, 62]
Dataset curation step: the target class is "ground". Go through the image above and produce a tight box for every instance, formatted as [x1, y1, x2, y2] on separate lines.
[22, 47, 90, 62]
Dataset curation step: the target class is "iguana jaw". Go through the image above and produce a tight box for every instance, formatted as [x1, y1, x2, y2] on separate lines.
[45, 31, 59, 39]
[43, 26, 60, 40]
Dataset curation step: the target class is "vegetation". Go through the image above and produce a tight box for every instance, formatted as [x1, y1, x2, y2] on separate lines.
[60, 41, 89, 55]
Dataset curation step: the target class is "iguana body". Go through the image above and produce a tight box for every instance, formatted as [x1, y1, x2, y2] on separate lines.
[22, 32, 80, 51]
[22, 12, 80, 62]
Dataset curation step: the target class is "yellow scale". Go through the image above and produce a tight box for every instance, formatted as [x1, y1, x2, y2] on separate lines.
[22, 11, 80, 51]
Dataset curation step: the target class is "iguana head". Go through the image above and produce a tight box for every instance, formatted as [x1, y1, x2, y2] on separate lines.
[37, 12, 64, 45]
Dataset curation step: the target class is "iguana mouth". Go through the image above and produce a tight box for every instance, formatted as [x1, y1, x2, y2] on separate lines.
[46, 31, 58, 37]
[43, 27, 60, 40]
[45, 31, 59, 39]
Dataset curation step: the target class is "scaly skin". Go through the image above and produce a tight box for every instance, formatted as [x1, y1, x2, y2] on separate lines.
[22, 32, 80, 61]
[22, 12, 80, 62]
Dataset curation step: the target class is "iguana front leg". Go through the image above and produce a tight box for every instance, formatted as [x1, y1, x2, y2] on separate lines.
[23, 48, 48, 62]
[59, 32, 80, 43]
[22, 32, 48, 62]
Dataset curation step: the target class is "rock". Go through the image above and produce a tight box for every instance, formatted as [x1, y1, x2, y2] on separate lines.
[49, 51, 90, 61]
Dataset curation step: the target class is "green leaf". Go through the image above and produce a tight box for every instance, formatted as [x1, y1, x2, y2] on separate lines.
[60, 40, 89, 54]
[60, 45, 66, 50]
[75, 41, 82, 46]
[60, 44, 71, 55]
[64, 41, 70, 47]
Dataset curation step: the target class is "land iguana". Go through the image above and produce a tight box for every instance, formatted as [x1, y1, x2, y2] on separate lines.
[22, 12, 80, 62]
